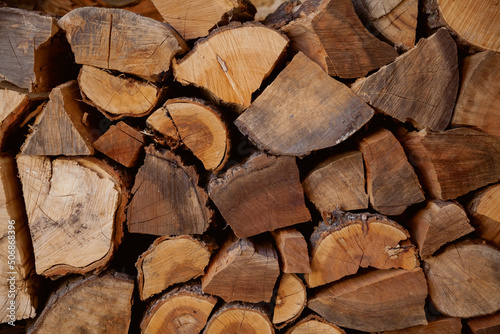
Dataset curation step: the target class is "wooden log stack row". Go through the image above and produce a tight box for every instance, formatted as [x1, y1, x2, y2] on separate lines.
[0, 0, 499, 333]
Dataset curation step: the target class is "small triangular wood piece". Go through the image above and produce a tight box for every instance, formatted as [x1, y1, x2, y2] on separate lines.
[467, 184, 500, 249]
[352, 28, 459, 131]
[94, 121, 145, 168]
[127, 145, 213, 236]
[0, 89, 32, 150]
[20, 81, 100, 156]
[235, 53, 374, 156]
[271, 228, 311, 273]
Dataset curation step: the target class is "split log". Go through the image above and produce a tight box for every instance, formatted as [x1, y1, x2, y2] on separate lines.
[272, 273, 306, 327]
[147, 98, 230, 172]
[58, 7, 187, 80]
[235, 52, 374, 156]
[352, 0, 418, 50]
[0, 89, 35, 150]
[306, 211, 418, 288]
[0, 154, 37, 324]
[201, 235, 280, 303]
[140, 284, 218, 334]
[78, 65, 161, 120]
[285, 315, 345, 334]
[93, 121, 145, 168]
[400, 127, 500, 200]
[267, 0, 397, 78]
[468, 312, 500, 334]
[467, 184, 500, 248]
[27, 272, 134, 334]
[20, 81, 102, 156]
[352, 28, 458, 131]
[424, 240, 500, 318]
[136, 235, 212, 300]
[127, 145, 212, 236]
[150, 0, 256, 40]
[450, 50, 500, 140]
[208, 153, 310, 238]
[204, 303, 274, 334]
[302, 150, 368, 213]
[16, 155, 127, 277]
[359, 128, 424, 215]
[382, 317, 462, 334]
[271, 228, 311, 273]
[174, 22, 288, 107]
[308, 268, 428, 332]
[409, 200, 474, 258]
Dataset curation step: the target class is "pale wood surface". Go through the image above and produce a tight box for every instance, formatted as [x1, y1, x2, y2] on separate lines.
[204, 303, 274, 334]
[272, 274, 306, 326]
[271, 228, 311, 273]
[285, 315, 345, 334]
[468, 184, 500, 248]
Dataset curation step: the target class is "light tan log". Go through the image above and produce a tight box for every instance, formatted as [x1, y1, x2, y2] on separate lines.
[272, 273, 306, 327]
[285, 315, 345, 334]
[271, 228, 311, 273]
[204, 303, 274, 334]
[0, 89, 32, 150]
[467, 184, 500, 248]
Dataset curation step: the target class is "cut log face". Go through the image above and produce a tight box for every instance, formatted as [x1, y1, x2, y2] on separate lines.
[400, 127, 500, 200]
[27, 272, 134, 334]
[16, 156, 127, 277]
[409, 200, 474, 258]
[308, 268, 428, 332]
[127, 145, 212, 236]
[382, 317, 462, 334]
[151, 0, 256, 40]
[208, 153, 311, 238]
[272, 274, 306, 326]
[235, 53, 374, 156]
[140, 284, 218, 334]
[93, 122, 145, 168]
[0, 89, 31, 149]
[0, 154, 37, 323]
[204, 303, 274, 334]
[136, 236, 212, 300]
[147, 98, 230, 172]
[468, 312, 500, 334]
[306, 211, 419, 288]
[271, 228, 311, 273]
[201, 236, 280, 303]
[285, 315, 345, 334]
[424, 240, 500, 318]
[58, 7, 187, 80]
[451, 50, 500, 140]
[359, 128, 424, 216]
[467, 184, 500, 248]
[302, 151, 368, 212]
[78, 65, 161, 120]
[20, 81, 100, 156]
[352, 28, 459, 131]
[174, 22, 288, 107]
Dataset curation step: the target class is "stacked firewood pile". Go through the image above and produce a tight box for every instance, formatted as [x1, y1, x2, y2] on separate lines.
[0, 0, 499, 333]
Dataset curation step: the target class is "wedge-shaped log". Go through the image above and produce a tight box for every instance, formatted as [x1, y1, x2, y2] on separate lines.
[306, 211, 418, 288]
[273, 274, 306, 327]
[308, 268, 428, 332]
[235, 53, 374, 156]
[204, 303, 274, 334]
[271, 228, 311, 273]
[467, 184, 500, 248]
[285, 315, 345, 334]
[0, 89, 34, 150]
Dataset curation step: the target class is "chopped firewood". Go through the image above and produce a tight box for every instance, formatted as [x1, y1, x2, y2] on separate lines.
[58, 7, 187, 80]
[147, 98, 230, 172]
[468, 312, 500, 334]
[16, 155, 128, 277]
[409, 200, 474, 258]
[359, 128, 424, 216]
[352, 28, 458, 131]
[27, 272, 134, 334]
[285, 315, 345, 334]
[150, 0, 256, 40]
[0, 89, 32, 149]
[352, 0, 418, 50]
[382, 317, 462, 333]
[20, 81, 101, 156]
[93, 122, 145, 168]
[208, 153, 310, 238]
[302, 151, 368, 213]
[451, 50, 500, 140]
[424, 240, 500, 318]
[271, 228, 311, 273]
[306, 211, 419, 288]
[174, 22, 288, 107]
[78, 65, 161, 120]
[400, 127, 500, 200]
[0, 154, 37, 324]
[140, 284, 218, 334]
[272, 274, 306, 327]
[127, 145, 213, 236]
[201, 235, 280, 303]
[204, 303, 274, 334]
[308, 268, 428, 332]
[136, 235, 212, 300]
[467, 184, 500, 248]
[235, 53, 374, 156]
